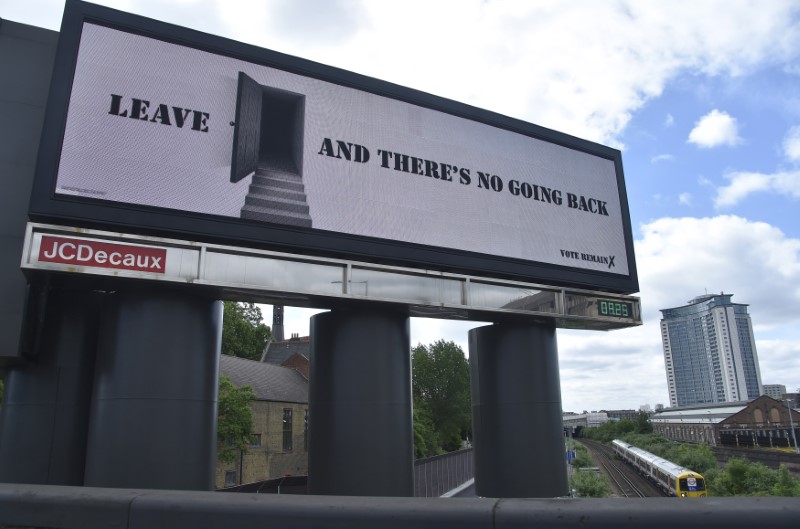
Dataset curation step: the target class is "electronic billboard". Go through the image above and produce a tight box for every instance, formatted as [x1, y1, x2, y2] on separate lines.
[30, 0, 638, 293]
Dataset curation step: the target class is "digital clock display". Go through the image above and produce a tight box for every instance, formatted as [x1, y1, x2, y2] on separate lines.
[598, 299, 634, 318]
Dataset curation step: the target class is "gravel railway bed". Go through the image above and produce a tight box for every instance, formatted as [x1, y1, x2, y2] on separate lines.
[578, 439, 666, 498]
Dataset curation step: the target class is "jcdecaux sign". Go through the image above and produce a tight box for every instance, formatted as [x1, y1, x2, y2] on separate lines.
[38, 236, 166, 274]
[30, 1, 638, 293]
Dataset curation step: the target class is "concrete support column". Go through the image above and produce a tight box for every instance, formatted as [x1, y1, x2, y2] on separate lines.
[308, 308, 412, 496]
[83, 290, 222, 490]
[469, 323, 568, 498]
[0, 289, 101, 485]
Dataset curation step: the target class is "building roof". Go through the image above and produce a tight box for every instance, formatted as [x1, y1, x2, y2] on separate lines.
[220, 354, 308, 404]
[651, 401, 749, 424]
[262, 336, 310, 366]
[651, 396, 799, 425]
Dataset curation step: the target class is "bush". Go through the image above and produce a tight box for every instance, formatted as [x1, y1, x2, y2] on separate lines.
[670, 443, 717, 475]
[774, 466, 800, 496]
[570, 470, 609, 497]
[570, 443, 593, 468]
[708, 458, 800, 496]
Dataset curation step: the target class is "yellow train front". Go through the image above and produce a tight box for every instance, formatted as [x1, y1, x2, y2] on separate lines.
[674, 470, 707, 497]
[612, 440, 708, 497]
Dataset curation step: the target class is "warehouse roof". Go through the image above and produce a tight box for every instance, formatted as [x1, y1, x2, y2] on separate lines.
[651, 402, 749, 425]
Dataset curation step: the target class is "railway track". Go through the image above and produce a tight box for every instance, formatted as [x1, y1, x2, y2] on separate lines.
[578, 440, 666, 498]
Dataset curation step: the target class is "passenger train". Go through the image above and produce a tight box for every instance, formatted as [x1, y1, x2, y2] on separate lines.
[612, 439, 708, 497]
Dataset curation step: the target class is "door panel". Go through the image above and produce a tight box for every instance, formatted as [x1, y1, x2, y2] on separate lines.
[230, 72, 262, 183]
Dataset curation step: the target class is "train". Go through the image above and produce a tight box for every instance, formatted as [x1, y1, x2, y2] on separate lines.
[611, 439, 708, 497]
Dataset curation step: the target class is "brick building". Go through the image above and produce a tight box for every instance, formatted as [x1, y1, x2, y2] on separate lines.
[216, 354, 308, 488]
[651, 395, 800, 449]
[262, 334, 310, 378]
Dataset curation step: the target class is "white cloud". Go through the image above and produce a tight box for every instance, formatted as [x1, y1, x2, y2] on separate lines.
[757, 339, 800, 390]
[665, 113, 675, 127]
[783, 126, 800, 162]
[687, 109, 742, 148]
[273, 216, 800, 412]
[11, 1, 800, 412]
[715, 170, 800, 207]
[650, 154, 675, 163]
[678, 192, 692, 205]
[560, 215, 800, 411]
[11, 1, 800, 147]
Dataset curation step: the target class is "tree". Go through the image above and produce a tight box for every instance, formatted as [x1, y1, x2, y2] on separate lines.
[221, 302, 271, 360]
[216, 374, 255, 464]
[580, 418, 635, 442]
[413, 405, 439, 459]
[635, 411, 653, 434]
[412, 340, 471, 455]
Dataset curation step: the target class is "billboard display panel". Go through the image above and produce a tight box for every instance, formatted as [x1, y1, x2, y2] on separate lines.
[31, 1, 638, 293]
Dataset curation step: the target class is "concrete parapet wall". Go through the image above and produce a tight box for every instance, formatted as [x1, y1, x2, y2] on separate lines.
[1, 483, 799, 529]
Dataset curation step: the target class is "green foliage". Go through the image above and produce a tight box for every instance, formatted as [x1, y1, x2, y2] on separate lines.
[570, 443, 593, 468]
[670, 443, 717, 475]
[412, 405, 442, 458]
[580, 413, 654, 443]
[773, 465, 800, 496]
[581, 419, 632, 442]
[221, 302, 271, 360]
[216, 374, 255, 464]
[621, 433, 677, 458]
[570, 470, 609, 497]
[708, 458, 800, 496]
[635, 411, 653, 434]
[412, 340, 471, 457]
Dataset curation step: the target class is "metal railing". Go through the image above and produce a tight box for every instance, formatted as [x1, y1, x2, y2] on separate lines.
[414, 448, 474, 497]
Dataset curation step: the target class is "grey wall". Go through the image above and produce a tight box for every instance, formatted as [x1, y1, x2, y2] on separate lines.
[0, 19, 58, 363]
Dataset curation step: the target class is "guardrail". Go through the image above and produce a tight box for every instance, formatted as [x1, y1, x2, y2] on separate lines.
[1, 483, 797, 529]
[414, 448, 474, 497]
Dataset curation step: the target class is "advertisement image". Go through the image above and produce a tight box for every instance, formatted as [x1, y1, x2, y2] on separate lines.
[39, 7, 637, 292]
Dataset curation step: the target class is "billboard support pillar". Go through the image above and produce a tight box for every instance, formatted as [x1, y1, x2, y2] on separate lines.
[308, 308, 413, 496]
[469, 322, 568, 498]
[83, 290, 222, 490]
[0, 288, 101, 485]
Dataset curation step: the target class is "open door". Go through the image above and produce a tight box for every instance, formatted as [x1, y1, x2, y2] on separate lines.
[230, 72, 263, 183]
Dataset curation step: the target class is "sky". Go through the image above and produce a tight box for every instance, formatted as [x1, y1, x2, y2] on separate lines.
[4, 0, 800, 413]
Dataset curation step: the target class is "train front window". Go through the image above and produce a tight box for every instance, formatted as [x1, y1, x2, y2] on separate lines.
[679, 477, 706, 491]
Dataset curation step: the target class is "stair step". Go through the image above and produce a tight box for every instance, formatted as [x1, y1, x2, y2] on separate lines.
[254, 168, 304, 181]
[257, 158, 299, 173]
[247, 185, 307, 202]
[241, 205, 312, 228]
[251, 175, 305, 192]
[244, 195, 310, 215]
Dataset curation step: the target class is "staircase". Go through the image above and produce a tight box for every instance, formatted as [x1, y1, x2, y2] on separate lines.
[240, 163, 312, 228]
